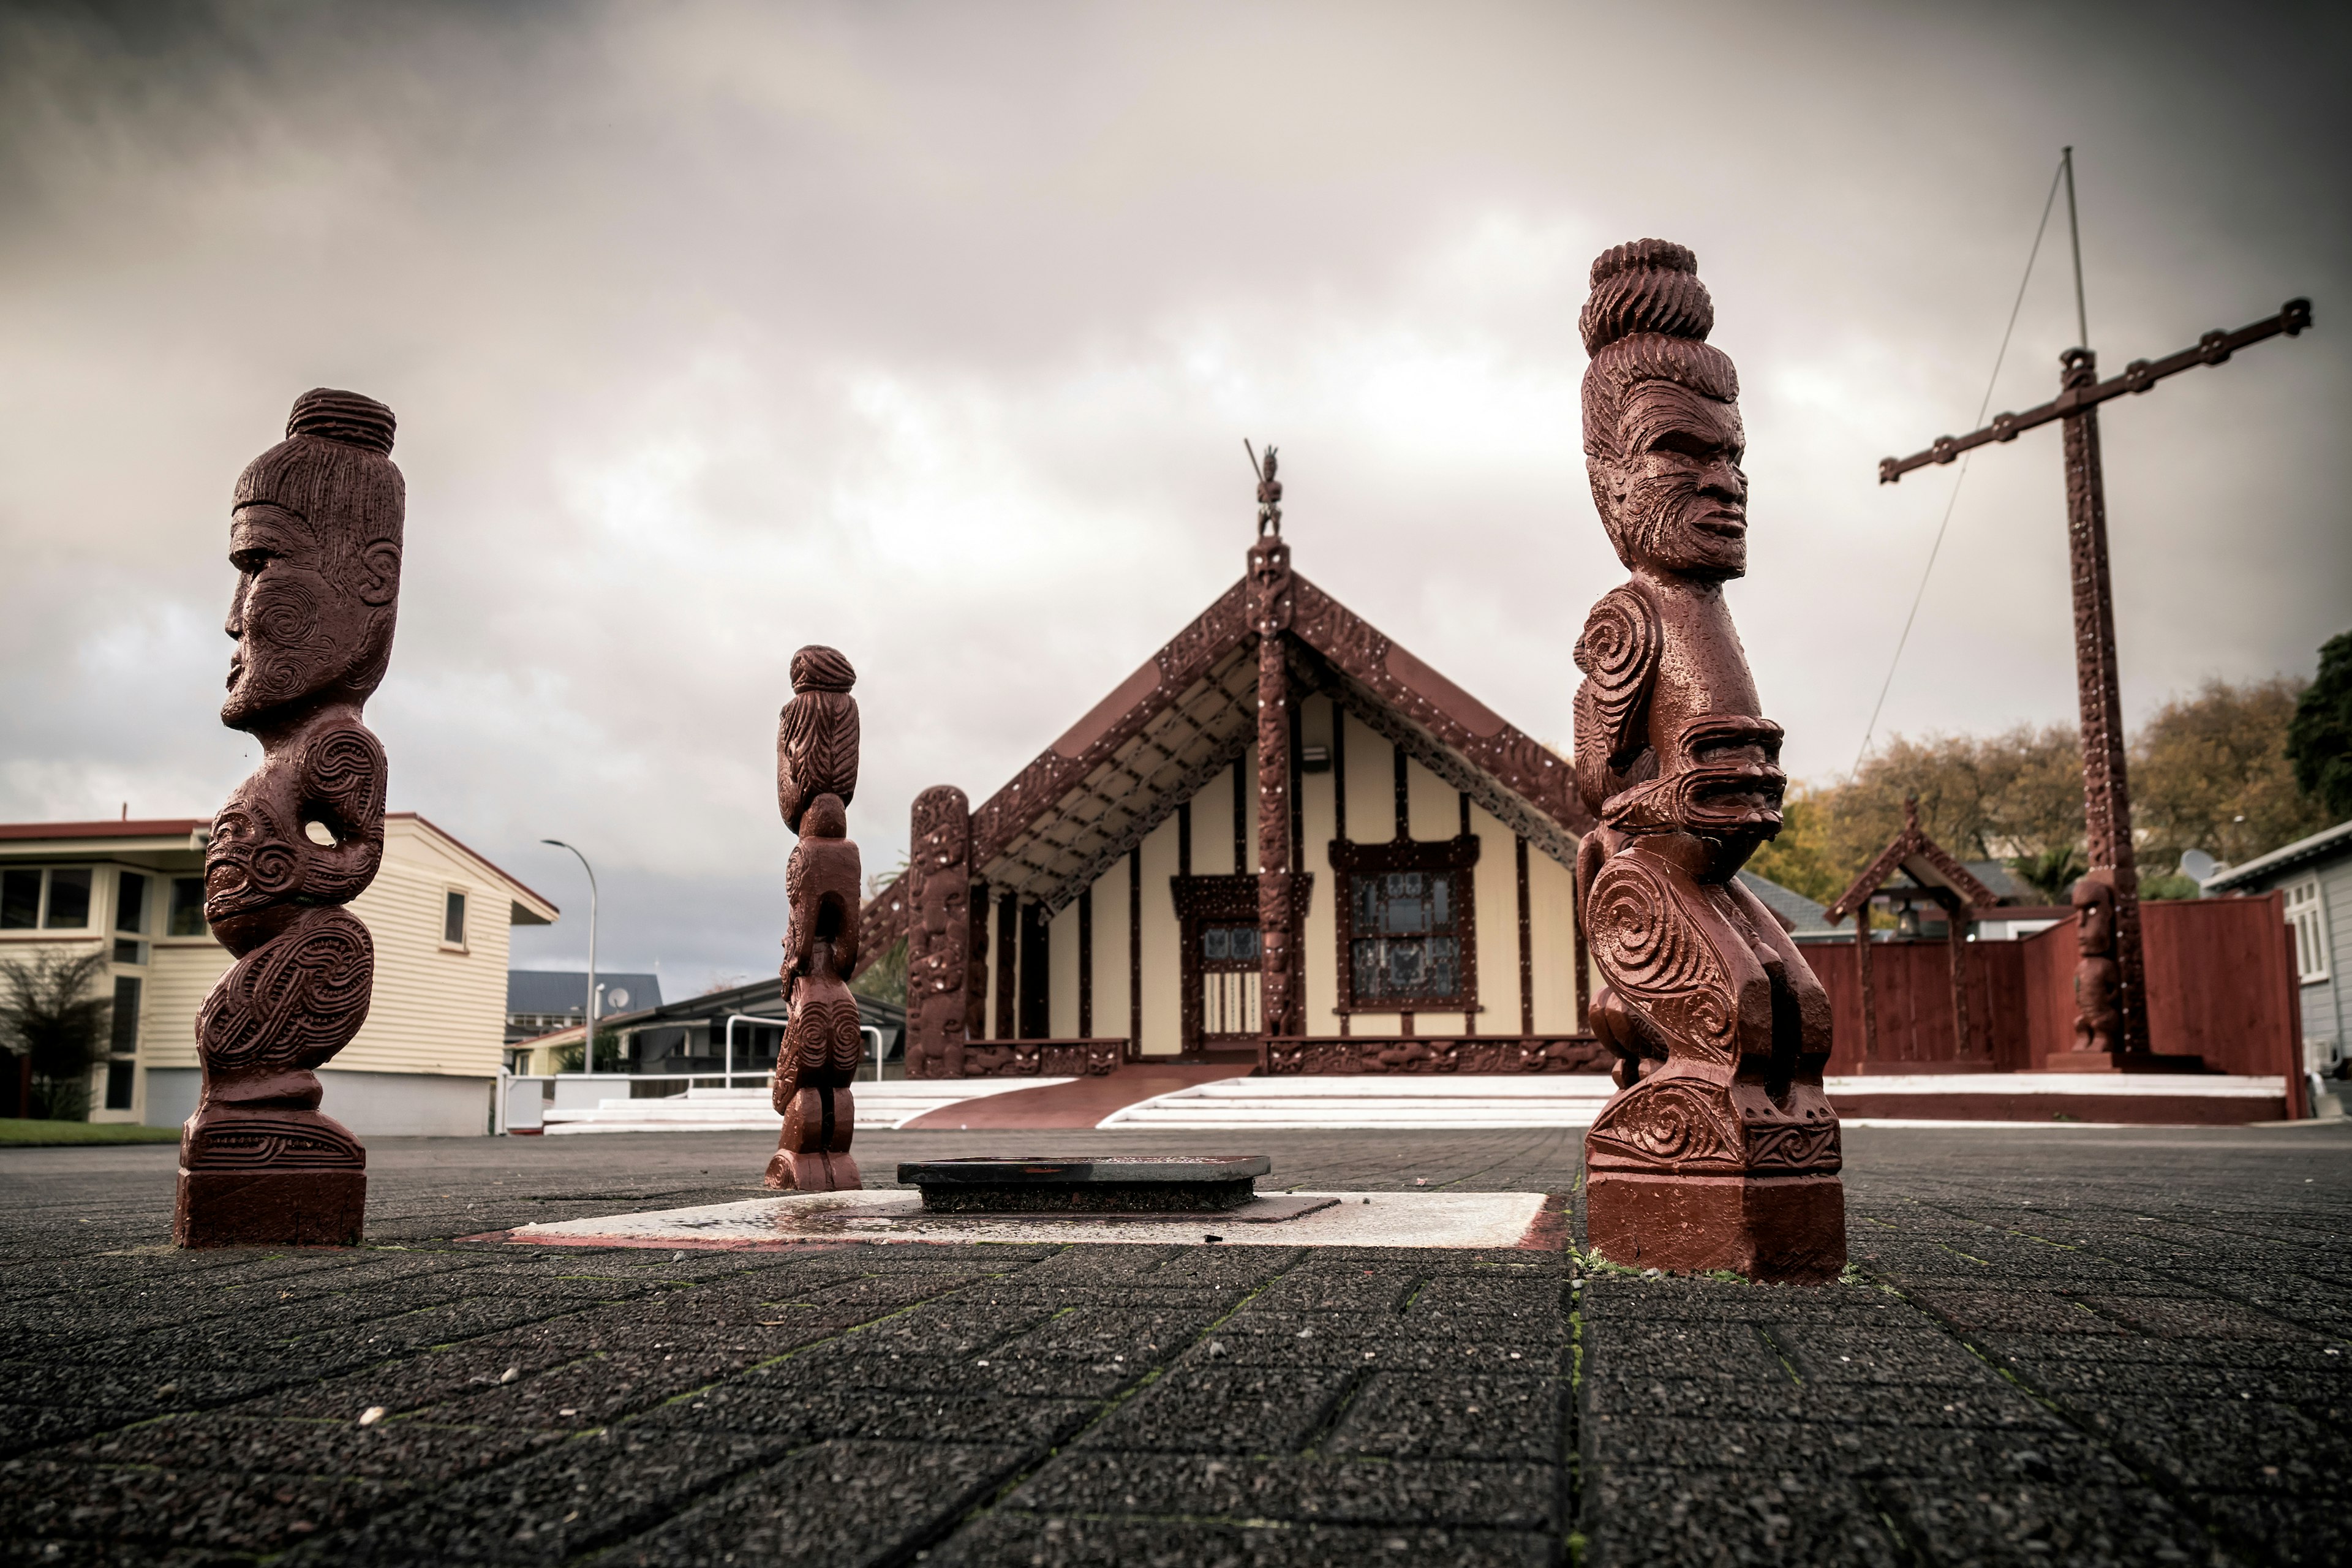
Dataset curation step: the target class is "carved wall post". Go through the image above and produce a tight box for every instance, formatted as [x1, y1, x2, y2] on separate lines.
[905, 786, 971, 1080]
[1571, 242, 1845, 1283]
[765, 646, 864, 1191]
[1249, 446, 1302, 1039]
[177, 389, 404, 1248]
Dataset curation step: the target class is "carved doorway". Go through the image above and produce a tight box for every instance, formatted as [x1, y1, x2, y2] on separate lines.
[1173, 874, 1262, 1052]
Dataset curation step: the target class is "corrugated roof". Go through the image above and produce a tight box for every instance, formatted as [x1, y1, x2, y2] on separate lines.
[507, 970, 664, 1017]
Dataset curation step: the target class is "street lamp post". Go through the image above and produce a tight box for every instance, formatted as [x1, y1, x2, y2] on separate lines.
[541, 840, 598, 1074]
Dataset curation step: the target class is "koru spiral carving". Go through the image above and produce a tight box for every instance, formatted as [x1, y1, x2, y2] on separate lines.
[1570, 242, 1846, 1283]
[764, 646, 867, 1191]
[176, 388, 403, 1247]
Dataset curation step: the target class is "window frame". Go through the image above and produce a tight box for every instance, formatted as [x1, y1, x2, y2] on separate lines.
[442, 888, 470, 951]
[1328, 833, 1482, 1018]
[2285, 878, 2330, 985]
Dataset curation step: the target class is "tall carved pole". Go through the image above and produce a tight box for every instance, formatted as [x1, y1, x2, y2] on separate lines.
[2056, 356, 2147, 1058]
[1249, 445, 1302, 1039]
[765, 647, 865, 1191]
[1572, 243, 1845, 1283]
[178, 389, 403, 1248]
[905, 785, 973, 1080]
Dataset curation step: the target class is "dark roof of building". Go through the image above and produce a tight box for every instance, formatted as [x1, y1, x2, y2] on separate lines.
[1736, 871, 1838, 938]
[2204, 819, 2352, 892]
[507, 970, 664, 1017]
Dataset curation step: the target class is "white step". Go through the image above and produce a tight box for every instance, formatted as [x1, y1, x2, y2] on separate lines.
[541, 1079, 1073, 1134]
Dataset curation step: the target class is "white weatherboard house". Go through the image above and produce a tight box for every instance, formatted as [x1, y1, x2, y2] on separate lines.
[0, 814, 557, 1136]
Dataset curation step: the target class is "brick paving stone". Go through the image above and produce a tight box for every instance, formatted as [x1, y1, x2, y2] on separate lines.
[0, 1121, 2345, 1565]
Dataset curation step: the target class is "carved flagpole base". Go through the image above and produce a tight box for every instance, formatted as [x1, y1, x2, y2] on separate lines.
[174, 1170, 366, 1248]
[1585, 1172, 1845, 1284]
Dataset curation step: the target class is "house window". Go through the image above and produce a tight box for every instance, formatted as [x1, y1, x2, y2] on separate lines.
[168, 877, 208, 937]
[1329, 834, 1481, 1017]
[443, 890, 468, 948]
[110, 977, 141, 1053]
[1350, 870, 1465, 1005]
[43, 869, 91, 929]
[104, 1060, 136, 1111]
[1, 869, 38, 929]
[2286, 879, 2330, 984]
[116, 871, 148, 933]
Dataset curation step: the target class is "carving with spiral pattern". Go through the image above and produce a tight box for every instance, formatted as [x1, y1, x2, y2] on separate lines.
[176, 388, 404, 1248]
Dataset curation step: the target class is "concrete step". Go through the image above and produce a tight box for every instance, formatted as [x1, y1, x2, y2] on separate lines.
[542, 1079, 1075, 1134]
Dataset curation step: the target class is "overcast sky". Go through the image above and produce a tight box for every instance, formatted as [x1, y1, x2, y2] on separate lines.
[4, 0, 2345, 991]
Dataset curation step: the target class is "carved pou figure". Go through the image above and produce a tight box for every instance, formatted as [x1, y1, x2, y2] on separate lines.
[1571, 241, 1845, 1283]
[2070, 877, 2123, 1056]
[765, 646, 867, 1191]
[176, 388, 403, 1248]
[905, 785, 974, 1080]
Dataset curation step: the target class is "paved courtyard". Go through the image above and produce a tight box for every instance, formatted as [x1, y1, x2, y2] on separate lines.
[0, 1122, 2345, 1566]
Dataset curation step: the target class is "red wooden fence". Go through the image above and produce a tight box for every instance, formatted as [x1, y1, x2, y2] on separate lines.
[1804, 892, 2296, 1078]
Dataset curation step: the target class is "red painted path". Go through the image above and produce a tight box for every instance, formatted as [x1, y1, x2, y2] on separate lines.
[900, 1064, 1245, 1131]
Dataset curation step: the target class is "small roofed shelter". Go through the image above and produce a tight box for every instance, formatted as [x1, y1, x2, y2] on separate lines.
[856, 482, 1602, 1077]
[1823, 797, 1999, 1068]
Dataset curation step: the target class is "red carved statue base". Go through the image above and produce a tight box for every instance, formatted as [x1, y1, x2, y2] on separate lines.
[1585, 1173, 1845, 1283]
[1570, 243, 1845, 1281]
[764, 646, 867, 1193]
[175, 1170, 366, 1249]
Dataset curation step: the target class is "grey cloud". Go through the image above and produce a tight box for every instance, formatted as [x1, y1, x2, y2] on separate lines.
[2, 0, 2345, 981]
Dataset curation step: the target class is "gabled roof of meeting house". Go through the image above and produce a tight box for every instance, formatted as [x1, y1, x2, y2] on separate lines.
[853, 553, 1593, 971]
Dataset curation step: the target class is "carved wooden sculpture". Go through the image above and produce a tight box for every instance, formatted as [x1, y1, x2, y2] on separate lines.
[1248, 445, 1303, 1039]
[2070, 876, 2123, 1057]
[766, 646, 865, 1191]
[176, 389, 403, 1248]
[1572, 243, 1845, 1283]
[905, 785, 973, 1079]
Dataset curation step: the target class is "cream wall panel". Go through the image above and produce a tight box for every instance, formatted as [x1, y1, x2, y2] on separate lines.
[1048, 897, 1080, 1038]
[1092, 854, 1131, 1041]
[1470, 802, 1520, 1035]
[1528, 842, 1580, 1033]
[1137, 812, 1181, 1055]
[1191, 755, 1239, 875]
[979, 891, 1005, 1040]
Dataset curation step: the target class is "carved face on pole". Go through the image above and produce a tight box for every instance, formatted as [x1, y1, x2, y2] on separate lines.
[1593, 383, 1749, 579]
[221, 392, 404, 729]
[1579, 239, 1746, 582]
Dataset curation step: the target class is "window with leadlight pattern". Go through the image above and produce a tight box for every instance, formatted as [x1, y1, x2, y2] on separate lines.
[1349, 869, 1466, 1005]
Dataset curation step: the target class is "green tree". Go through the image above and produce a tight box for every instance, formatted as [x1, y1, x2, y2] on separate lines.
[850, 937, 908, 1008]
[1745, 788, 1844, 905]
[0, 949, 111, 1121]
[2131, 674, 2329, 869]
[2287, 630, 2352, 819]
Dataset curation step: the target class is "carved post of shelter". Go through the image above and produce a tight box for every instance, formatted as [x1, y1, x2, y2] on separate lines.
[1249, 447, 1302, 1039]
[1854, 899, 1876, 1063]
[176, 389, 404, 1247]
[765, 646, 864, 1192]
[906, 786, 972, 1080]
[1942, 893, 1973, 1061]
[1570, 242, 1844, 1283]
[2059, 351, 2149, 1058]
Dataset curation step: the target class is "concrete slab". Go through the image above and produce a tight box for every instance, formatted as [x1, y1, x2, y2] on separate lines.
[470, 1188, 1556, 1251]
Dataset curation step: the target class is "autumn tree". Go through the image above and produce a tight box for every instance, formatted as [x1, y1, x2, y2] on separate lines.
[2130, 675, 2329, 869]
